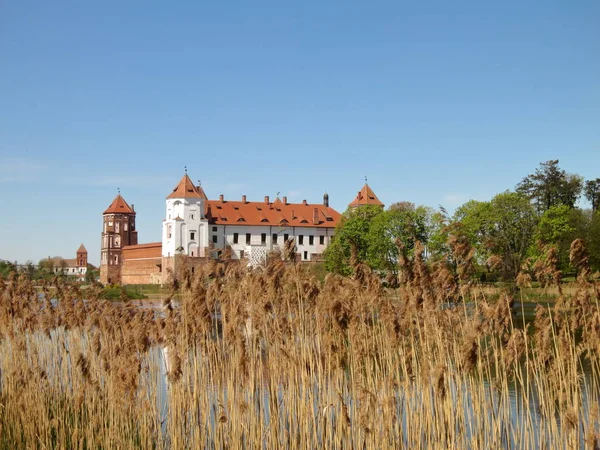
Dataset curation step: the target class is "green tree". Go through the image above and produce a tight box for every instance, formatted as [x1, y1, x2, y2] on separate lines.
[588, 212, 600, 272]
[535, 204, 575, 246]
[516, 160, 583, 213]
[366, 202, 430, 273]
[324, 203, 431, 276]
[453, 200, 494, 264]
[584, 179, 600, 213]
[454, 192, 537, 279]
[486, 192, 538, 278]
[324, 205, 383, 275]
[0, 260, 16, 279]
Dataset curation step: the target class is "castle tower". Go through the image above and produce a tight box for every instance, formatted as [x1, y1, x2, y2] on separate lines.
[76, 243, 88, 267]
[162, 172, 208, 258]
[100, 193, 137, 284]
[348, 182, 384, 209]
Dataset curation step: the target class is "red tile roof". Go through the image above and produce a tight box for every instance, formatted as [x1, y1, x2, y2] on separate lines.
[349, 184, 384, 207]
[167, 174, 207, 199]
[205, 197, 341, 228]
[104, 194, 135, 214]
[77, 244, 87, 254]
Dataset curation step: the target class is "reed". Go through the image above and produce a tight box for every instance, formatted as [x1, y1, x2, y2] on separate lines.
[1, 242, 599, 449]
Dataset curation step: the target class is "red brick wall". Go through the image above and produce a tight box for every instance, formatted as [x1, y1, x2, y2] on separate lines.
[121, 258, 162, 285]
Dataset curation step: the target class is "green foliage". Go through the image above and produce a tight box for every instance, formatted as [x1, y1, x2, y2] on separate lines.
[0, 260, 16, 279]
[324, 203, 431, 275]
[367, 202, 430, 273]
[587, 211, 600, 271]
[100, 286, 147, 301]
[584, 178, 600, 213]
[324, 205, 382, 275]
[452, 192, 537, 279]
[453, 199, 494, 263]
[486, 191, 538, 278]
[516, 160, 583, 213]
[535, 204, 575, 246]
[85, 265, 98, 283]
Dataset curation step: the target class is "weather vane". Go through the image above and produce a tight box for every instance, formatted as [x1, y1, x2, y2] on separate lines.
[365, 176, 368, 183]
[184, 165, 187, 173]
[117, 187, 120, 194]
[198, 180, 201, 186]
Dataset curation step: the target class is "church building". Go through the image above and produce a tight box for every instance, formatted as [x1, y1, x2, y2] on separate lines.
[100, 172, 381, 285]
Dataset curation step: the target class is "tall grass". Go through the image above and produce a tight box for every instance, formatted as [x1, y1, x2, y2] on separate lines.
[1, 248, 599, 449]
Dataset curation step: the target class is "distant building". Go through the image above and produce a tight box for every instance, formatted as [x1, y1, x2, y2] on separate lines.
[51, 244, 89, 280]
[100, 173, 382, 285]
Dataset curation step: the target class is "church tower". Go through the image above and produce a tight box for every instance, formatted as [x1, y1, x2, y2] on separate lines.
[100, 193, 137, 284]
[76, 244, 88, 267]
[162, 172, 208, 258]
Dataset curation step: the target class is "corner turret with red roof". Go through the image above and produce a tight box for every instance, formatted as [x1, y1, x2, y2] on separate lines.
[100, 191, 138, 284]
[348, 182, 384, 208]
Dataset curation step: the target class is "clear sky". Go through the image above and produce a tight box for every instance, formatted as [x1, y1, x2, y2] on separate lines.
[1, 1, 599, 265]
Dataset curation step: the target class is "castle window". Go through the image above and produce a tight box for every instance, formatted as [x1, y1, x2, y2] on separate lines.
[190, 231, 195, 240]
[114, 255, 119, 264]
[212, 235, 218, 244]
[124, 222, 128, 231]
[309, 235, 314, 246]
[233, 233, 239, 244]
[303, 251, 308, 260]
[246, 233, 251, 245]
[261, 233, 266, 244]
[320, 235, 325, 245]
[284, 233, 289, 242]
[190, 213, 195, 220]
[116, 222, 120, 233]
[114, 236, 120, 247]
[298, 235, 304, 245]
[272, 234, 278, 244]
[167, 224, 172, 239]
[212, 226, 217, 232]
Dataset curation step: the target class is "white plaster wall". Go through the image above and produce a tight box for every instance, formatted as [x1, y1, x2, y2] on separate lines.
[162, 197, 207, 257]
[209, 225, 335, 261]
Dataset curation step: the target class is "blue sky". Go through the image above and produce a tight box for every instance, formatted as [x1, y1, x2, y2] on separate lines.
[1, 1, 599, 265]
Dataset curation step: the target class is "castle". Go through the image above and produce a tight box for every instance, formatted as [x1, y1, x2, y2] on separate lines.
[99, 172, 383, 285]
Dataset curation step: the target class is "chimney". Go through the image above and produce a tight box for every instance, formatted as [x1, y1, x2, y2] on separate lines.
[219, 194, 224, 202]
[264, 195, 269, 204]
[323, 193, 329, 207]
[282, 196, 287, 204]
[312, 208, 319, 225]
[302, 199, 308, 205]
[131, 204, 135, 211]
[242, 195, 247, 203]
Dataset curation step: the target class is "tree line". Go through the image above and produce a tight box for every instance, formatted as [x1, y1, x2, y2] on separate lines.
[324, 160, 600, 283]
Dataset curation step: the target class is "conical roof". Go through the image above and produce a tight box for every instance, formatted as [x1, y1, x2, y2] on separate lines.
[349, 183, 384, 207]
[103, 194, 135, 214]
[77, 243, 87, 254]
[167, 174, 207, 199]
